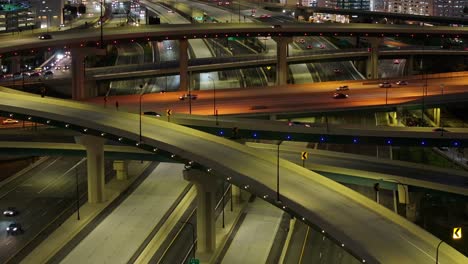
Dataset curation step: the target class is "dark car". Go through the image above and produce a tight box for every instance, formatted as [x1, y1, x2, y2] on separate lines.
[333, 93, 348, 99]
[433, 128, 449, 132]
[6, 223, 23, 235]
[38, 34, 52, 40]
[336, 85, 349, 91]
[333, 69, 342, 74]
[288, 121, 311, 127]
[3, 207, 18, 217]
[143, 111, 161, 117]
[379, 82, 392, 88]
[30, 72, 41, 77]
[395, 80, 408, 85]
[179, 94, 198, 100]
[44, 70, 53, 76]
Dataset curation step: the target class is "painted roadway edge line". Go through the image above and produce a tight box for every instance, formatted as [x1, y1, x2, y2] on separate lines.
[0, 156, 48, 189]
[133, 186, 197, 264]
[278, 218, 296, 264]
[19, 161, 153, 264]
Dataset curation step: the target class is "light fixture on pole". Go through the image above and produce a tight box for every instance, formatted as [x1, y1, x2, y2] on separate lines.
[100, 0, 104, 49]
[139, 84, 145, 144]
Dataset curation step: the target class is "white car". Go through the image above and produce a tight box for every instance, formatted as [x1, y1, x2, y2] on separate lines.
[2, 119, 19, 125]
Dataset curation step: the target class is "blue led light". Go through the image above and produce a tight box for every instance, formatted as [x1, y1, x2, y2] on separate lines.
[320, 136, 326, 142]
[353, 138, 358, 144]
[286, 135, 291, 140]
[453, 141, 460, 147]
[386, 139, 392, 145]
[253, 133, 258, 138]
[421, 140, 426, 145]
[219, 130, 224, 135]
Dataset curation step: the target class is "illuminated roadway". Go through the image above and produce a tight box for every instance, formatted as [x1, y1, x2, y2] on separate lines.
[85, 73, 468, 116]
[0, 91, 466, 263]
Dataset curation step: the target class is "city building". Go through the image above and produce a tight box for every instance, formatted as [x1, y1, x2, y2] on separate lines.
[0, 2, 35, 32]
[384, 0, 433, 16]
[433, 0, 466, 17]
[29, 0, 65, 29]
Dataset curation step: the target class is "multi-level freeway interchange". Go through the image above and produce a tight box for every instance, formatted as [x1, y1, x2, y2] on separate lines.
[0, 1, 466, 264]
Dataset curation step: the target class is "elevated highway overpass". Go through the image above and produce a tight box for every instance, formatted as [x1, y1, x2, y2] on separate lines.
[0, 89, 466, 263]
[1, 23, 466, 98]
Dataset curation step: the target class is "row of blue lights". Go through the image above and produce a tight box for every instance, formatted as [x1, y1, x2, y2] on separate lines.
[216, 129, 462, 146]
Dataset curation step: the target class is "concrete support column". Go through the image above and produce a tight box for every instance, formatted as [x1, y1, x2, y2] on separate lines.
[433, 108, 441, 127]
[179, 39, 189, 91]
[113, 160, 129, 180]
[183, 168, 218, 253]
[71, 48, 105, 100]
[231, 184, 244, 204]
[274, 37, 292, 86]
[75, 135, 106, 203]
[366, 37, 382, 79]
[11, 56, 21, 73]
[406, 55, 414, 76]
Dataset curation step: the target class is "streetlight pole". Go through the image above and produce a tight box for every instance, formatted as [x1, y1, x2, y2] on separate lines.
[385, 86, 388, 105]
[75, 167, 80, 220]
[181, 221, 196, 260]
[139, 84, 145, 144]
[208, 76, 216, 116]
[100, 0, 104, 49]
[277, 141, 281, 202]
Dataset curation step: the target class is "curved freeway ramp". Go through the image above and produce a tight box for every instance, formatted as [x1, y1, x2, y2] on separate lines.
[0, 90, 465, 264]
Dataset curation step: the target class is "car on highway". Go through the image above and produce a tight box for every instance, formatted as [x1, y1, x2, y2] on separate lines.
[12, 72, 21, 78]
[6, 223, 23, 235]
[393, 59, 400, 64]
[288, 121, 311, 127]
[395, 80, 408, 85]
[260, 14, 271, 18]
[179, 94, 198, 100]
[64, 65, 70, 70]
[333, 68, 342, 74]
[379, 82, 392, 88]
[143, 111, 161, 117]
[319, 44, 325, 49]
[433, 127, 449, 132]
[29, 72, 41, 77]
[336, 85, 349, 91]
[3, 207, 18, 217]
[333, 93, 348, 99]
[44, 70, 54, 77]
[2, 118, 19, 125]
[55, 66, 62, 70]
[306, 45, 313, 49]
[38, 34, 52, 40]
[298, 38, 305, 43]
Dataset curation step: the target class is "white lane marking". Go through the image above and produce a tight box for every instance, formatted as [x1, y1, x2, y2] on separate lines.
[37, 158, 86, 194]
[399, 233, 436, 261]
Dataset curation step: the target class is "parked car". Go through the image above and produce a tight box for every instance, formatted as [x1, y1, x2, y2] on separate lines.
[379, 82, 392, 88]
[179, 94, 198, 100]
[3, 207, 18, 217]
[333, 93, 348, 99]
[6, 223, 23, 235]
[38, 34, 52, 40]
[2, 118, 19, 125]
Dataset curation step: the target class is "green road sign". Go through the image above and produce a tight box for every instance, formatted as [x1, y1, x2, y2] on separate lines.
[188, 258, 200, 264]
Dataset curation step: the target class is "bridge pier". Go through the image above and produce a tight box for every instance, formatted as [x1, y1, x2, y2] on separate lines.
[113, 160, 129, 180]
[274, 37, 292, 86]
[71, 48, 106, 100]
[179, 39, 189, 91]
[75, 135, 106, 203]
[366, 37, 382, 79]
[406, 55, 415, 76]
[183, 168, 217, 253]
[10, 56, 21, 74]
